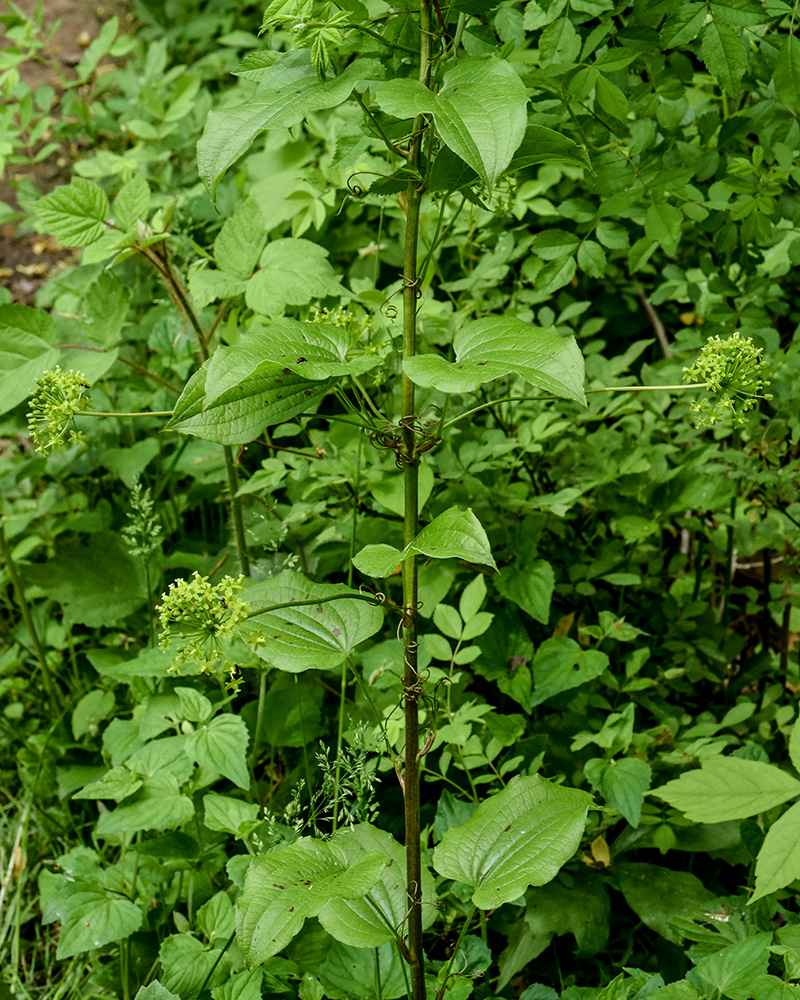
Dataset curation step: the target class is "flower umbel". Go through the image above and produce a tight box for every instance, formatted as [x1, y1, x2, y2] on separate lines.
[683, 332, 772, 428]
[26, 367, 93, 453]
[157, 572, 250, 688]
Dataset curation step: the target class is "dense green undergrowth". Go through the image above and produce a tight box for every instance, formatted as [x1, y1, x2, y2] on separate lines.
[1, 1, 800, 999]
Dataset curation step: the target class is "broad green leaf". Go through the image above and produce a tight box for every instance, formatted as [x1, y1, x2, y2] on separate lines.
[539, 17, 581, 67]
[774, 35, 800, 112]
[352, 543, 404, 578]
[0, 304, 59, 416]
[35, 177, 109, 246]
[159, 934, 232, 996]
[198, 52, 375, 200]
[203, 320, 377, 402]
[73, 767, 143, 803]
[43, 878, 143, 959]
[185, 714, 250, 789]
[508, 124, 592, 172]
[167, 361, 333, 445]
[616, 864, 715, 945]
[113, 174, 150, 231]
[701, 20, 747, 94]
[790, 715, 800, 773]
[654, 758, 800, 822]
[660, 4, 706, 47]
[433, 774, 592, 909]
[377, 58, 528, 188]
[409, 506, 496, 568]
[203, 792, 261, 837]
[71, 690, 115, 739]
[495, 560, 554, 624]
[245, 241, 344, 317]
[134, 983, 182, 1000]
[751, 802, 800, 902]
[95, 771, 194, 838]
[236, 838, 388, 966]
[692, 933, 771, 1000]
[585, 758, 652, 828]
[749, 977, 800, 1000]
[531, 637, 609, 706]
[404, 316, 585, 403]
[25, 532, 146, 627]
[211, 970, 263, 1000]
[198, 891, 235, 944]
[214, 198, 267, 278]
[711, 0, 770, 26]
[241, 570, 384, 672]
[320, 823, 436, 947]
[644, 203, 683, 247]
[577, 239, 607, 278]
[523, 868, 610, 959]
[595, 75, 629, 121]
[531, 230, 580, 260]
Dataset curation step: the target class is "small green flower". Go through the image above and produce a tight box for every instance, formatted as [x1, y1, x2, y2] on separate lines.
[682, 331, 772, 428]
[26, 367, 93, 453]
[157, 572, 250, 689]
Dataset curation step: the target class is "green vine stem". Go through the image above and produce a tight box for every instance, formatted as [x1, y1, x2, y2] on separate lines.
[0, 516, 56, 704]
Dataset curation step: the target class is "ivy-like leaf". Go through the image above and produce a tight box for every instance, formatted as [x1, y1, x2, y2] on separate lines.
[43, 879, 143, 959]
[245, 240, 344, 317]
[185, 714, 250, 789]
[404, 316, 585, 402]
[433, 774, 592, 908]
[95, 772, 194, 838]
[410, 506, 496, 568]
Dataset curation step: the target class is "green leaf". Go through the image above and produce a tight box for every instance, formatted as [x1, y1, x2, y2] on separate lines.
[595, 75, 629, 121]
[531, 637, 609, 706]
[644, 203, 683, 248]
[185, 714, 250, 789]
[35, 177, 109, 246]
[377, 58, 528, 189]
[774, 35, 800, 112]
[245, 241, 344, 317]
[586, 757, 651, 827]
[660, 4, 706, 47]
[403, 316, 585, 403]
[654, 758, 800, 822]
[134, 983, 182, 1000]
[113, 174, 150, 232]
[409, 506, 496, 568]
[616, 863, 715, 944]
[214, 198, 267, 278]
[159, 934, 232, 996]
[508, 124, 592, 173]
[198, 52, 375, 200]
[701, 20, 747, 95]
[751, 802, 800, 902]
[72, 690, 115, 739]
[460, 574, 487, 622]
[203, 320, 376, 401]
[241, 570, 384, 672]
[95, 772, 194, 838]
[0, 304, 58, 416]
[203, 792, 261, 837]
[433, 774, 592, 908]
[789, 715, 800, 773]
[235, 838, 388, 966]
[43, 878, 142, 959]
[692, 933, 771, 1000]
[495, 561, 554, 624]
[25, 532, 146, 627]
[711, 0, 770, 26]
[531, 230, 580, 260]
[73, 767, 143, 803]
[167, 360, 333, 446]
[320, 824, 436, 947]
[351, 543, 404, 578]
[577, 239, 607, 278]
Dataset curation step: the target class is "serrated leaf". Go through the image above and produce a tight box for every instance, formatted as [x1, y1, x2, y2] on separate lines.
[577, 239, 607, 278]
[73, 767, 143, 803]
[235, 838, 387, 965]
[377, 58, 528, 188]
[240, 570, 384, 672]
[403, 316, 585, 402]
[167, 360, 333, 445]
[95, 771, 194, 838]
[711, 0, 770, 26]
[693, 933, 771, 1000]
[203, 792, 260, 837]
[43, 879, 142, 959]
[214, 198, 266, 278]
[0, 304, 59, 416]
[644, 202, 683, 247]
[495, 560, 554, 624]
[245, 240, 344, 317]
[654, 758, 800, 822]
[590, 757, 652, 827]
[531, 230, 580, 260]
[701, 20, 747, 95]
[198, 51, 375, 200]
[351, 543, 404, 578]
[185, 714, 250, 789]
[433, 775, 592, 908]
[508, 124, 591, 172]
[774, 35, 800, 112]
[36, 177, 109, 246]
[134, 983, 182, 1000]
[595, 75, 629, 121]
[531, 637, 609, 706]
[319, 823, 436, 947]
[751, 802, 800, 902]
[661, 4, 706, 47]
[410, 506, 496, 568]
[113, 174, 150, 232]
[159, 934, 231, 996]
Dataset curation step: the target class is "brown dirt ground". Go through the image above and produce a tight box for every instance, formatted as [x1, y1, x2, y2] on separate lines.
[0, 0, 131, 303]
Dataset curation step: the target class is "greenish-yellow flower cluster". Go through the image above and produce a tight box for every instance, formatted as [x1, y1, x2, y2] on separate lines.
[683, 332, 772, 428]
[27, 367, 93, 453]
[157, 572, 250, 690]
